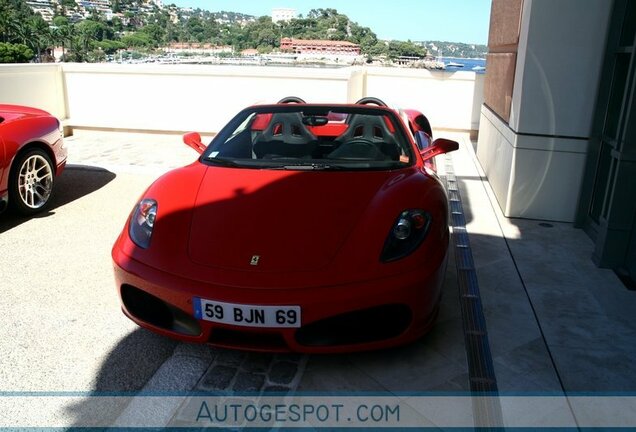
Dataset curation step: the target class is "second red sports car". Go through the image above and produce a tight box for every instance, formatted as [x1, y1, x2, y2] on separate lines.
[112, 97, 457, 353]
[0, 104, 67, 215]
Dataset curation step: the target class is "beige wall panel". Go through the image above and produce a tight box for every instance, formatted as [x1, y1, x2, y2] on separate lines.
[484, 52, 517, 122]
[488, 0, 523, 49]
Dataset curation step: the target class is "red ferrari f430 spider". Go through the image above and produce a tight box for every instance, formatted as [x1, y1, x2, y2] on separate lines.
[112, 97, 458, 353]
[0, 105, 67, 215]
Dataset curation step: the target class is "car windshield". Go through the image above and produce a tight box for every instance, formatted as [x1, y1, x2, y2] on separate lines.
[202, 105, 414, 171]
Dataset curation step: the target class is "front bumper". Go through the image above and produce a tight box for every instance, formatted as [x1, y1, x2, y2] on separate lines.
[112, 247, 447, 353]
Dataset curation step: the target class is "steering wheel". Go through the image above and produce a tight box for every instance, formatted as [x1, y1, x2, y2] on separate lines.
[277, 96, 306, 104]
[328, 138, 385, 160]
[355, 97, 388, 107]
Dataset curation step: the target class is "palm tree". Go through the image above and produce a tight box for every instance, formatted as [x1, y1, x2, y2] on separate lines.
[0, 10, 9, 42]
[31, 17, 52, 61]
[51, 26, 64, 60]
[1, 9, 22, 44]
[56, 23, 76, 61]
[14, 16, 50, 62]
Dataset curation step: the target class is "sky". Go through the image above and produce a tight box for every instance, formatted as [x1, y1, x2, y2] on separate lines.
[169, 0, 492, 45]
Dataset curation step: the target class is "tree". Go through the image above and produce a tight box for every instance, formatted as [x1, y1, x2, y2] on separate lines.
[0, 0, 34, 43]
[94, 39, 125, 54]
[28, 15, 52, 61]
[121, 32, 152, 48]
[386, 40, 426, 59]
[76, 19, 111, 42]
[0, 42, 33, 62]
[61, 23, 76, 59]
[185, 16, 205, 42]
[139, 23, 165, 46]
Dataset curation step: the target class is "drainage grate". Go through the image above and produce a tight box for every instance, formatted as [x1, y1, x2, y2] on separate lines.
[444, 152, 503, 427]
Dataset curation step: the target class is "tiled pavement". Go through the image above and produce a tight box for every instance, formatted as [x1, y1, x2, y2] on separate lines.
[64, 129, 208, 174]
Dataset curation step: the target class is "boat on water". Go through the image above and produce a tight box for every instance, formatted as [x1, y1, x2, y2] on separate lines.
[472, 65, 486, 71]
[446, 61, 464, 68]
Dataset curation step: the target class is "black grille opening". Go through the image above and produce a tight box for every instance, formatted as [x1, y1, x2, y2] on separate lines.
[210, 328, 288, 350]
[295, 304, 412, 347]
[121, 284, 201, 336]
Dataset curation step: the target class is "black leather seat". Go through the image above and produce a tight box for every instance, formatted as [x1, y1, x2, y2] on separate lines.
[253, 112, 318, 159]
[330, 114, 401, 160]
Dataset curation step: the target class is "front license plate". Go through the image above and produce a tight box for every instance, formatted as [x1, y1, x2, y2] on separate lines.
[193, 297, 301, 328]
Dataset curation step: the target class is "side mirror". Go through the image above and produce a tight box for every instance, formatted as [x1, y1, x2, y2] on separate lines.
[183, 132, 206, 154]
[420, 138, 459, 162]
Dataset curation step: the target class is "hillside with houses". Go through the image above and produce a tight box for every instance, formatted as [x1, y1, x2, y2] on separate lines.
[1, 0, 486, 65]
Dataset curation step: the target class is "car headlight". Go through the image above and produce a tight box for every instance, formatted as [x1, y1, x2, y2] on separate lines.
[380, 210, 431, 262]
[129, 199, 157, 249]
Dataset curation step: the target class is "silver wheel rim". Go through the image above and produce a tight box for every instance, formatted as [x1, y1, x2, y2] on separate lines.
[18, 154, 53, 209]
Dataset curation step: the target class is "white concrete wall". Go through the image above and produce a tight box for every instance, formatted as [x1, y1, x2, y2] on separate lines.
[0, 64, 67, 119]
[0, 64, 484, 134]
[365, 67, 485, 131]
[510, 0, 612, 137]
[478, 106, 587, 222]
[61, 64, 352, 133]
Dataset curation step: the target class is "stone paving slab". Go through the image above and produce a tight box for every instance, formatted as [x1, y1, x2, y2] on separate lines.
[167, 348, 308, 426]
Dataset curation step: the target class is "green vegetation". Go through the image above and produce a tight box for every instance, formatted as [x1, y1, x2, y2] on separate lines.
[4, 0, 484, 63]
[0, 0, 51, 62]
[0, 42, 34, 62]
[421, 40, 487, 59]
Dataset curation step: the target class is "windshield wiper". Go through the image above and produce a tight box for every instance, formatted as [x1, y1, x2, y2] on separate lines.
[204, 157, 240, 167]
[272, 163, 344, 171]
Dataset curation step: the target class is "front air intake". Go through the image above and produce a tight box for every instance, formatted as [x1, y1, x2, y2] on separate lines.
[295, 304, 411, 346]
[121, 284, 201, 336]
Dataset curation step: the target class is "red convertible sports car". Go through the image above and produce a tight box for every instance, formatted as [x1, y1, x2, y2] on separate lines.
[112, 97, 458, 353]
[0, 105, 67, 215]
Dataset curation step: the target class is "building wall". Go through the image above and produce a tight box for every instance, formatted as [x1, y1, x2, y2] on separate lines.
[483, 0, 522, 122]
[0, 64, 484, 134]
[575, 0, 636, 276]
[476, 0, 613, 222]
[280, 38, 361, 55]
[272, 8, 296, 23]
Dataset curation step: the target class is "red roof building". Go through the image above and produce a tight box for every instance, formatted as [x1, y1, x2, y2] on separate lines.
[280, 38, 361, 56]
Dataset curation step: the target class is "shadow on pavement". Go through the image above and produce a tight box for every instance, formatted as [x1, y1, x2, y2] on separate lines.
[0, 165, 116, 233]
[65, 328, 178, 427]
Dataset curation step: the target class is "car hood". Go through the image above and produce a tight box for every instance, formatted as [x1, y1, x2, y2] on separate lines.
[188, 166, 391, 272]
[0, 104, 50, 124]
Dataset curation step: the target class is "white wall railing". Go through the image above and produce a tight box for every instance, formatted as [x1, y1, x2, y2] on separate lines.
[1, 63, 484, 134]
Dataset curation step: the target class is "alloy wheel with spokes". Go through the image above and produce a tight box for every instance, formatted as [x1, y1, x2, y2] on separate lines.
[10, 149, 55, 215]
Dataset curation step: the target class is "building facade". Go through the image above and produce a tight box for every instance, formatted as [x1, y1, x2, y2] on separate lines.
[271, 8, 297, 23]
[280, 38, 361, 56]
[478, 0, 636, 282]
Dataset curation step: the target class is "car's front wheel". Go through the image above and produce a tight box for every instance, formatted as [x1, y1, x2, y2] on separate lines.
[9, 149, 55, 215]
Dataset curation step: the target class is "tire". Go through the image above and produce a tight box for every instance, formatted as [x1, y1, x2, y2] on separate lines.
[9, 148, 55, 216]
